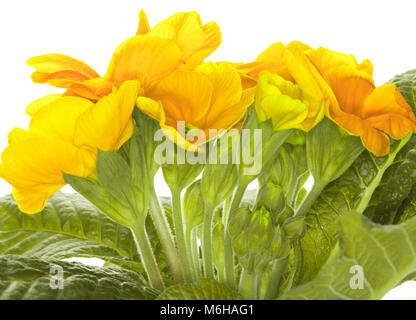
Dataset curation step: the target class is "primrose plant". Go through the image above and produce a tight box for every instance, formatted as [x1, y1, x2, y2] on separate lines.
[1, 10, 416, 300]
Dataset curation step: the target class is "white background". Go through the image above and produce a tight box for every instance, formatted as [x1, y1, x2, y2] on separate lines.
[0, 0, 415, 299]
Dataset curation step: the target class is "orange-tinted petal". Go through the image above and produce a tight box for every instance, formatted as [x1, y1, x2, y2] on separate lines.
[147, 70, 213, 127]
[307, 47, 358, 80]
[137, 9, 151, 35]
[27, 54, 100, 83]
[361, 124, 390, 156]
[327, 66, 375, 116]
[105, 35, 182, 88]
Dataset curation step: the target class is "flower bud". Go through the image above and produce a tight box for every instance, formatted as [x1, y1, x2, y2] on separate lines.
[247, 207, 274, 255]
[255, 181, 285, 217]
[282, 216, 306, 239]
[228, 207, 251, 239]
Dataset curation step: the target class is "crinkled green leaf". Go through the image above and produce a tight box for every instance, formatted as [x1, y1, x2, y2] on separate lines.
[365, 137, 416, 224]
[0, 254, 154, 300]
[156, 279, 242, 300]
[280, 211, 416, 300]
[297, 137, 410, 284]
[389, 69, 416, 111]
[0, 192, 144, 274]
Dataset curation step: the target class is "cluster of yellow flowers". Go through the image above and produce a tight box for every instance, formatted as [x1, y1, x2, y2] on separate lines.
[1, 10, 415, 214]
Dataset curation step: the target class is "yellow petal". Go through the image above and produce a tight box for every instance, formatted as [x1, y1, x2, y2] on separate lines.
[136, 96, 163, 121]
[361, 124, 390, 156]
[283, 44, 339, 111]
[149, 12, 221, 68]
[0, 136, 90, 194]
[136, 9, 151, 35]
[363, 84, 416, 139]
[49, 77, 113, 101]
[196, 62, 242, 127]
[258, 94, 308, 130]
[7, 128, 30, 144]
[12, 187, 50, 214]
[29, 97, 94, 143]
[147, 70, 213, 127]
[26, 94, 63, 116]
[306, 47, 358, 80]
[74, 81, 139, 152]
[207, 87, 254, 130]
[27, 53, 100, 83]
[327, 66, 375, 116]
[105, 35, 182, 88]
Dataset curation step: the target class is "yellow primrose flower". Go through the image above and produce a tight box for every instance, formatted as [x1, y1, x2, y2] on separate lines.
[136, 62, 254, 151]
[255, 71, 325, 131]
[283, 44, 416, 156]
[0, 81, 138, 213]
[27, 10, 221, 106]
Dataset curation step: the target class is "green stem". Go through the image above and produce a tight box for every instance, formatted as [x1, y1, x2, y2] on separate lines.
[131, 221, 165, 291]
[239, 268, 259, 300]
[189, 227, 201, 280]
[295, 179, 327, 216]
[263, 257, 289, 299]
[148, 182, 185, 283]
[223, 180, 249, 289]
[202, 203, 215, 279]
[171, 188, 194, 282]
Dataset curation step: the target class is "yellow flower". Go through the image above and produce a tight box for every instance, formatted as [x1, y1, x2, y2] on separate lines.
[27, 10, 221, 106]
[255, 71, 325, 131]
[284, 44, 416, 155]
[137, 62, 254, 151]
[0, 81, 138, 213]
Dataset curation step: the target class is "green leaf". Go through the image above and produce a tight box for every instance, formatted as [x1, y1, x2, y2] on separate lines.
[156, 279, 242, 300]
[298, 136, 411, 284]
[306, 117, 364, 185]
[280, 211, 416, 300]
[0, 192, 145, 274]
[389, 69, 416, 111]
[364, 137, 416, 224]
[0, 254, 154, 300]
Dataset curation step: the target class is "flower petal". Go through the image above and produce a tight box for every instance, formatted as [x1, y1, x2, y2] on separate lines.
[196, 62, 243, 127]
[105, 35, 182, 88]
[149, 12, 221, 68]
[307, 47, 358, 80]
[283, 44, 339, 111]
[136, 9, 151, 35]
[26, 94, 63, 116]
[74, 81, 139, 152]
[361, 124, 390, 156]
[327, 66, 375, 116]
[363, 84, 416, 139]
[147, 70, 213, 127]
[27, 54, 100, 83]
[29, 97, 94, 143]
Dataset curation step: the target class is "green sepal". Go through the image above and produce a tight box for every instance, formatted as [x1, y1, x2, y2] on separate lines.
[306, 117, 364, 185]
[183, 180, 204, 233]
